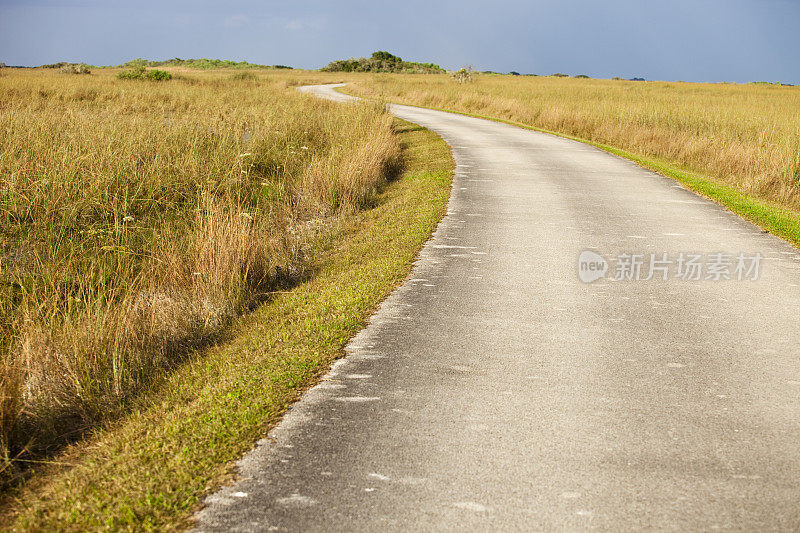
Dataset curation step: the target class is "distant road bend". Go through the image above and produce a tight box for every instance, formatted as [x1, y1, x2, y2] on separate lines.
[196, 84, 800, 531]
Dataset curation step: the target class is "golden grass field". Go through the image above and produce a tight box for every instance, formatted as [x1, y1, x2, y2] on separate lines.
[2, 65, 800, 509]
[0, 68, 400, 473]
[345, 74, 800, 210]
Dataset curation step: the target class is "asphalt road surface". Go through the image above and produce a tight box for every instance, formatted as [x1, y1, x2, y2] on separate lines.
[195, 84, 800, 531]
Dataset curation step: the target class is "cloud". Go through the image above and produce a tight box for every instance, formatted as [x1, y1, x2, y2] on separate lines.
[224, 14, 248, 29]
[283, 17, 324, 31]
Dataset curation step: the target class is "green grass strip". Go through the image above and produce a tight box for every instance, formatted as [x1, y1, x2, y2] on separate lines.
[1, 121, 454, 531]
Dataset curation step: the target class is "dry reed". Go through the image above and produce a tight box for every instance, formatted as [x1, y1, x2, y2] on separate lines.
[0, 69, 399, 473]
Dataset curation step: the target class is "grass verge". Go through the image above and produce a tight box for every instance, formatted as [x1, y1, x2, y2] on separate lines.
[0, 120, 453, 531]
[1, 70, 401, 462]
[339, 87, 800, 248]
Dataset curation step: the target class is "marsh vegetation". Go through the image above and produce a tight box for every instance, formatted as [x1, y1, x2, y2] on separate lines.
[0, 69, 399, 477]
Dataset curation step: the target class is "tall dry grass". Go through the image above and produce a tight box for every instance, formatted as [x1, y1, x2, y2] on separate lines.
[0, 69, 399, 473]
[347, 74, 800, 208]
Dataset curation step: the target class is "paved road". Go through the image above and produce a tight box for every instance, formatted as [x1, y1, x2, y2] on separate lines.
[196, 84, 800, 531]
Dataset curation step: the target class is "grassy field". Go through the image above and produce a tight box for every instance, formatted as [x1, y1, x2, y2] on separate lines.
[4, 63, 798, 527]
[342, 74, 800, 214]
[1, 115, 452, 530]
[0, 68, 403, 479]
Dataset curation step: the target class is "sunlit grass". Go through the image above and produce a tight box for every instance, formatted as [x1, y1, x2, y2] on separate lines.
[1, 119, 453, 532]
[343, 73, 800, 210]
[0, 68, 399, 473]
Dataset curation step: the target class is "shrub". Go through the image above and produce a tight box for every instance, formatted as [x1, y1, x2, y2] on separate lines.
[574, 74, 590, 79]
[117, 67, 172, 81]
[371, 50, 401, 63]
[122, 58, 279, 70]
[57, 64, 91, 74]
[322, 51, 443, 74]
[147, 69, 172, 81]
[552, 73, 569, 77]
[451, 68, 473, 83]
[121, 58, 150, 69]
[117, 67, 145, 80]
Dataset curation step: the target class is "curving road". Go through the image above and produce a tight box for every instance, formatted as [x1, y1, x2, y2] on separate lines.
[195, 84, 800, 531]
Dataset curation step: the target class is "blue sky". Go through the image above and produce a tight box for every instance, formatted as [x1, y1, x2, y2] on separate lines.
[1, 0, 798, 83]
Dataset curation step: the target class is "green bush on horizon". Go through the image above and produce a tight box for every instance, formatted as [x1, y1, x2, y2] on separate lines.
[118, 57, 293, 70]
[322, 51, 443, 74]
[117, 66, 172, 81]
